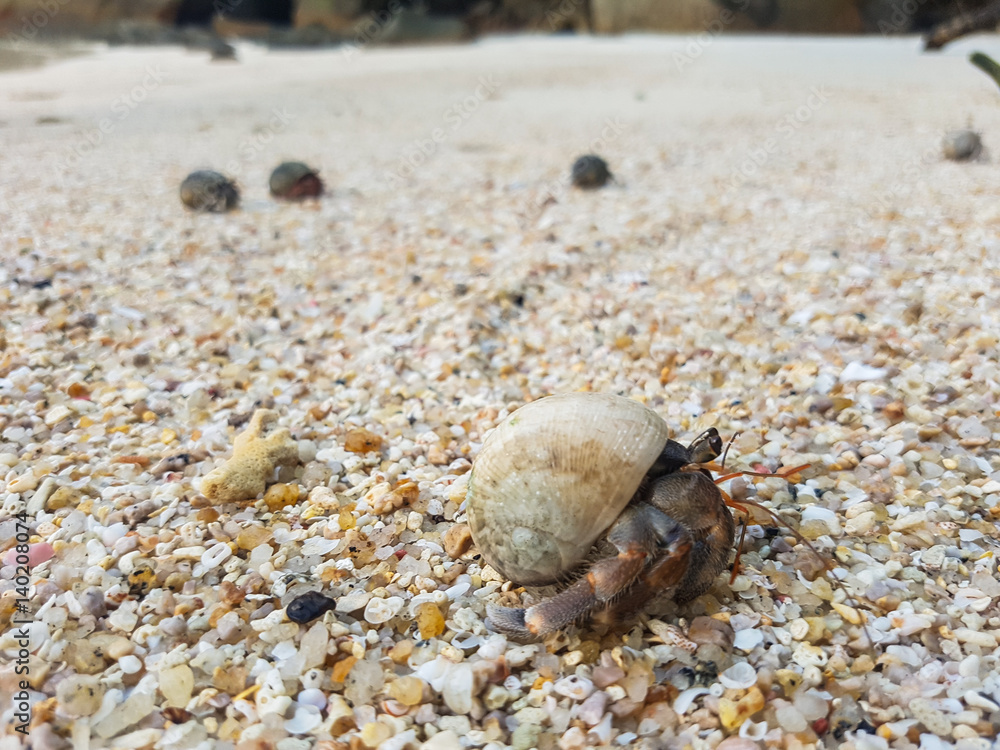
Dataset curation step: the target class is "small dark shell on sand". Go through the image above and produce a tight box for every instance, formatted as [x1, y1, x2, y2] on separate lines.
[270, 161, 324, 200]
[942, 130, 982, 161]
[179, 170, 239, 212]
[285, 590, 337, 623]
[571, 154, 612, 189]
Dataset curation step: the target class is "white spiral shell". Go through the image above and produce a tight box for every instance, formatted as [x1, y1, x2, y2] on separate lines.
[466, 392, 671, 585]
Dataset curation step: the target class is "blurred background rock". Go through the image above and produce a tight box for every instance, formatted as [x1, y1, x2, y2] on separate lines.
[1, 0, 997, 47]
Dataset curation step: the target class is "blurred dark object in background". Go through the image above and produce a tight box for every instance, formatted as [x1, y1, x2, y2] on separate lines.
[858, 0, 1000, 34]
[922, 1, 1000, 49]
[1, 0, 998, 46]
[714, 0, 780, 28]
[175, 0, 294, 26]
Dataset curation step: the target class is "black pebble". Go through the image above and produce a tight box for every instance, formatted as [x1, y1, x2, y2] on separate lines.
[286, 590, 338, 623]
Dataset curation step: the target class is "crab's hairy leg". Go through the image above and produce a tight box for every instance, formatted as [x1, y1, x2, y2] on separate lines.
[645, 471, 737, 603]
[592, 534, 693, 626]
[488, 504, 685, 637]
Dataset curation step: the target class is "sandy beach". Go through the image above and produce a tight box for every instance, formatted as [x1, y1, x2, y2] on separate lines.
[2, 32, 1000, 750]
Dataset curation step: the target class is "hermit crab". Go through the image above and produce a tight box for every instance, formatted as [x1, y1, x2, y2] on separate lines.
[179, 170, 239, 213]
[269, 161, 324, 200]
[467, 393, 807, 638]
[571, 154, 612, 189]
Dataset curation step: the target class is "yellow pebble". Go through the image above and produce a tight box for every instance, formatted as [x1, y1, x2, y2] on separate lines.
[851, 654, 875, 674]
[78, 416, 95, 428]
[161, 428, 178, 444]
[263, 483, 300, 511]
[718, 686, 765, 731]
[775, 669, 802, 695]
[387, 676, 425, 706]
[388, 640, 414, 664]
[416, 602, 445, 640]
[331, 656, 357, 683]
[142, 411, 157, 422]
[338, 509, 356, 530]
[360, 722, 392, 748]
[718, 698, 740, 731]
[804, 617, 826, 641]
[831, 602, 863, 625]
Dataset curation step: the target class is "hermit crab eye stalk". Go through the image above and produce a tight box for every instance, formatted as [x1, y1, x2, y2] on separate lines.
[687, 427, 723, 465]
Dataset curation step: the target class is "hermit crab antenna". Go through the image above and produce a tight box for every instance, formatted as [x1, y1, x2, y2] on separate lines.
[719, 431, 740, 472]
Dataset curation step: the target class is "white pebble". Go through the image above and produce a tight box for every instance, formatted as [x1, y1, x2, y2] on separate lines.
[733, 629, 764, 651]
[445, 582, 470, 600]
[840, 361, 887, 382]
[363, 596, 403, 625]
[284, 705, 322, 734]
[964, 690, 999, 712]
[800, 505, 841, 534]
[558, 727, 587, 750]
[793, 689, 830, 720]
[300, 537, 339, 556]
[576, 690, 607, 725]
[553, 675, 594, 701]
[119, 655, 142, 674]
[719, 662, 757, 690]
[297, 688, 326, 710]
[442, 663, 474, 715]
[8, 472, 37, 493]
[775, 704, 807, 732]
[588, 712, 613, 745]
[673, 687, 709, 715]
[789, 619, 810, 640]
[739, 719, 768, 740]
[336, 589, 372, 613]
[45, 405, 72, 426]
[502, 675, 521, 691]
[452, 633, 481, 650]
[201, 542, 232, 569]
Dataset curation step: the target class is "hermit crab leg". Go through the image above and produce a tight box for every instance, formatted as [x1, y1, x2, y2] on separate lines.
[592, 535, 694, 626]
[487, 504, 691, 637]
[706, 461, 879, 639]
[703, 462, 811, 581]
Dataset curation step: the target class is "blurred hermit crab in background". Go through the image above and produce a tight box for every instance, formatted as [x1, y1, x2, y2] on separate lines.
[465, 392, 808, 639]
